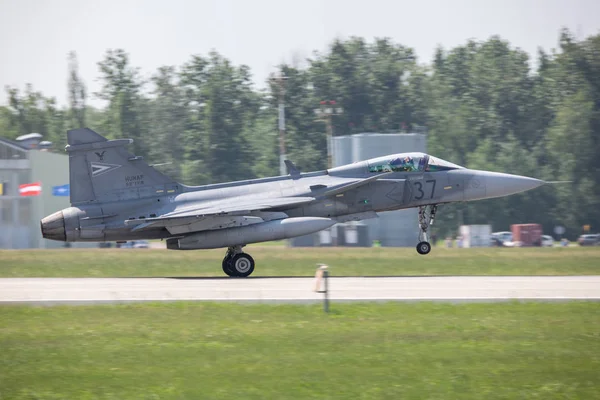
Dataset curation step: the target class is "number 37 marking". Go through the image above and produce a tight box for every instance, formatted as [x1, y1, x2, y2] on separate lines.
[414, 180, 436, 200]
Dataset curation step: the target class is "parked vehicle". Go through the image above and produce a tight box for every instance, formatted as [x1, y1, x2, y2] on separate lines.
[541, 235, 554, 247]
[490, 237, 505, 247]
[118, 240, 149, 249]
[491, 231, 513, 243]
[133, 240, 149, 249]
[511, 224, 542, 246]
[577, 234, 600, 246]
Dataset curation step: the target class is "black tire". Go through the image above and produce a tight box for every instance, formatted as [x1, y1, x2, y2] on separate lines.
[416, 241, 431, 255]
[222, 255, 236, 277]
[230, 253, 255, 277]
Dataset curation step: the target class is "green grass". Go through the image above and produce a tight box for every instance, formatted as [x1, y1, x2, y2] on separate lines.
[1, 246, 600, 277]
[1, 302, 599, 399]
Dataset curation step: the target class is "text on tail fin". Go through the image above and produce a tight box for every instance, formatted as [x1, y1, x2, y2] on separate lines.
[66, 128, 179, 205]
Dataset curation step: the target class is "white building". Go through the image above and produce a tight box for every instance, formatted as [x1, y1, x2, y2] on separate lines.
[0, 134, 93, 249]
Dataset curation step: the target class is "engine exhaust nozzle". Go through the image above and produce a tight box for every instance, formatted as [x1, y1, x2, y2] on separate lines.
[40, 211, 66, 241]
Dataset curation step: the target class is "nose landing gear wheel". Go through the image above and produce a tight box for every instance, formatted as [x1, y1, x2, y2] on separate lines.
[416, 241, 431, 255]
[416, 204, 438, 255]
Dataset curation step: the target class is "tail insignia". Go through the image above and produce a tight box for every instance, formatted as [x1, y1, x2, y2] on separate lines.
[90, 162, 121, 177]
[95, 151, 106, 161]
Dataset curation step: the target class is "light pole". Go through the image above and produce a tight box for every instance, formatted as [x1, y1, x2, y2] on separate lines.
[270, 73, 289, 176]
[314, 100, 343, 169]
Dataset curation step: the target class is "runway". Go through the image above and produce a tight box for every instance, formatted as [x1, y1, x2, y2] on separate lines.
[1, 276, 599, 305]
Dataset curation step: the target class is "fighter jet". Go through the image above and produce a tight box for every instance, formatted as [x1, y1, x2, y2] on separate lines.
[41, 128, 547, 277]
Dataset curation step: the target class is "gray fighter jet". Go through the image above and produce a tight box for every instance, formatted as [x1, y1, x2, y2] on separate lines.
[41, 128, 547, 277]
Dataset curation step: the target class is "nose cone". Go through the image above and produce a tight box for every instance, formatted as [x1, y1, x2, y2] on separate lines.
[40, 211, 66, 241]
[465, 171, 544, 201]
[485, 172, 544, 198]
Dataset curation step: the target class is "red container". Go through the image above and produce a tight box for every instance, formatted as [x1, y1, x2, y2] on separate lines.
[511, 224, 543, 246]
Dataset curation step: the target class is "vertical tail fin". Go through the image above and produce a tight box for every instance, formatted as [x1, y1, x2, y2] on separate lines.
[66, 128, 179, 205]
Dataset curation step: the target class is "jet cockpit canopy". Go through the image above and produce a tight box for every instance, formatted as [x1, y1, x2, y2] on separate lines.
[425, 155, 464, 171]
[367, 153, 463, 173]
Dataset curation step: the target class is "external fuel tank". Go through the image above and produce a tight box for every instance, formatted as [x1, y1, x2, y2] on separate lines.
[167, 217, 337, 250]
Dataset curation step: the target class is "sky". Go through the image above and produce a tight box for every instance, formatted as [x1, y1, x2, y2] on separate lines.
[1, 0, 599, 107]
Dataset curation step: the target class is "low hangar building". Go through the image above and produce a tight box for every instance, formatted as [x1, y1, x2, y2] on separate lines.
[0, 134, 92, 249]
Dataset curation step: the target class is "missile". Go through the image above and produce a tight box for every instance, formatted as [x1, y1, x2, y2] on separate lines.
[168, 217, 336, 250]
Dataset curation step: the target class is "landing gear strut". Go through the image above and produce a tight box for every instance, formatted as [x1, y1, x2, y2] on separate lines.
[416, 205, 437, 255]
[222, 245, 255, 277]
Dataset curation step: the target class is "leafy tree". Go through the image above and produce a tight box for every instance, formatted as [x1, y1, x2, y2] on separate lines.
[2, 85, 65, 146]
[67, 51, 86, 128]
[180, 51, 259, 184]
[148, 66, 186, 181]
[267, 64, 325, 172]
[0, 106, 19, 139]
[96, 49, 146, 157]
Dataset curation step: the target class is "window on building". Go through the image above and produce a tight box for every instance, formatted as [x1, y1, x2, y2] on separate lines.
[13, 147, 26, 159]
[17, 170, 31, 185]
[18, 199, 30, 224]
[0, 199, 11, 224]
[0, 143, 26, 160]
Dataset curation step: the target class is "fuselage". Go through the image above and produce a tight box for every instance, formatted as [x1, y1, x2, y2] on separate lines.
[41, 151, 544, 246]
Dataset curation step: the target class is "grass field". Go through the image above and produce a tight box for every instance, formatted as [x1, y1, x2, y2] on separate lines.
[1, 246, 600, 277]
[1, 302, 598, 399]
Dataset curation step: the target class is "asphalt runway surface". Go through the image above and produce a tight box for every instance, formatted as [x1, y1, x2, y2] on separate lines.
[1, 276, 599, 305]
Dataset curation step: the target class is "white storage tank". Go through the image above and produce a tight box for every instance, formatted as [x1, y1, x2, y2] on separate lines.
[332, 135, 353, 168]
[332, 132, 427, 247]
[459, 225, 492, 248]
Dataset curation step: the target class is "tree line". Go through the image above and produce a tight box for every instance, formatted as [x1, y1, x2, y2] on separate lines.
[1, 28, 599, 238]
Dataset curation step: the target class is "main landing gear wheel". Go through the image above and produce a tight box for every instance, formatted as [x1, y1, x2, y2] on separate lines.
[416, 241, 431, 255]
[230, 253, 255, 277]
[222, 245, 255, 277]
[222, 254, 235, 276]
[416, 204, 438, 256]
